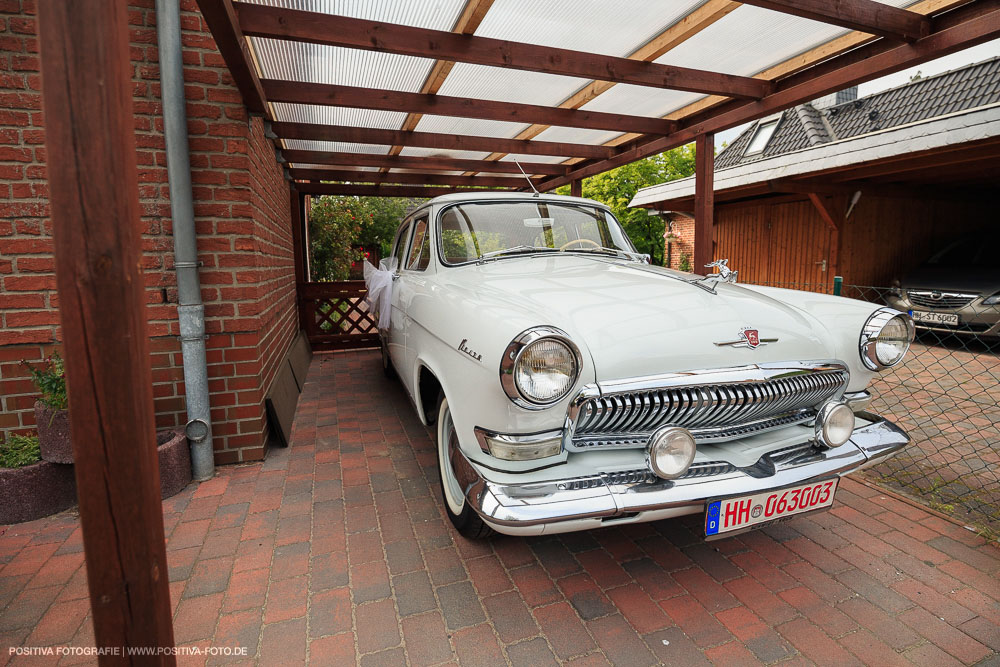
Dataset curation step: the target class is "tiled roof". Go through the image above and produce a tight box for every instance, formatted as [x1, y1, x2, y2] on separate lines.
[715, 56, 1000, 170]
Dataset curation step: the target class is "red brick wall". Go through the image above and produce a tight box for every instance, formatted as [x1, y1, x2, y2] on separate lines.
[0, 0, 297, 463]
[664, 213, 696, 272]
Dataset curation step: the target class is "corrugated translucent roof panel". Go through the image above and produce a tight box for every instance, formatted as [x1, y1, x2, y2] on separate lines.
[241, 0, 467, 29]
[497, 154, 570, 165]
[471, 0, 704, 55]
[252, 38, 435, 93]
[290, 164, 380, 172]
[282, 139, 391, 154]
[399, 146, 492, 160]
[436, 64, 590, 106]
[579, 4, 860, 120]
[413, 115, 531, 140]
[272, 102, 406, 130]
[530, 126, 625, 146]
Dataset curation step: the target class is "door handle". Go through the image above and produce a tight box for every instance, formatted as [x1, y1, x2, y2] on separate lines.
[815, 260, 827, 272]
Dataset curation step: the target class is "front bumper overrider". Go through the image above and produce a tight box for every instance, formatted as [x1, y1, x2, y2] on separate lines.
[450, 412, 909, 535]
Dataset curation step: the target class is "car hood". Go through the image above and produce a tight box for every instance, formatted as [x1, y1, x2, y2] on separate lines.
[439, 255, 831, 381]
[902, 266, 1000, 295]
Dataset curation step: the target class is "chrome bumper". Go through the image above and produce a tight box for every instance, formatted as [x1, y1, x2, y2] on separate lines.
[452, 413, 908, 534]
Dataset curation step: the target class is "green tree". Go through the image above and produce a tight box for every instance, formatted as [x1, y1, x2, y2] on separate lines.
[557, 145, 695, 265]
[308, 195, 425, 281]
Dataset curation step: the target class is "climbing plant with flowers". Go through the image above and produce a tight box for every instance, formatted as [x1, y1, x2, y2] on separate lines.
[308, 195, 424, 281]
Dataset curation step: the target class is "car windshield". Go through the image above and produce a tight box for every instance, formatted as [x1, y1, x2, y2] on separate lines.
[438, 201, 636, 265]
[927, 236, 1000, 268]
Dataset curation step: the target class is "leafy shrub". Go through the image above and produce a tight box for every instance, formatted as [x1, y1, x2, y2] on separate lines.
[24, 353, 68, 410]
[0, 434, 41, 468]
[678, 252, 691, 272]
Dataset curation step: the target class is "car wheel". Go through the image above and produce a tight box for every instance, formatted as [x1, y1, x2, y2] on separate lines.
[436, 394, 493, 540]
[380, 336, 395, 379]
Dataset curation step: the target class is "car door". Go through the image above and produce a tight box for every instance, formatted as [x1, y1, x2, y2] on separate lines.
[386, 221, 411, 377]
[396, 214, 431, 395]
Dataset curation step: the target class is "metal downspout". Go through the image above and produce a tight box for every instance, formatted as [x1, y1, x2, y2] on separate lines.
[156, 0, 214, 480]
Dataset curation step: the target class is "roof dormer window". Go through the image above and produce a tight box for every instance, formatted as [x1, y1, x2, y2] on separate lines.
[745, 116, 780, 155]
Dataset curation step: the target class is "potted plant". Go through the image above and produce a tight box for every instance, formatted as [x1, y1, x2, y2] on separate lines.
[0, 433, 77, 524]
[25, 353, 73, 464]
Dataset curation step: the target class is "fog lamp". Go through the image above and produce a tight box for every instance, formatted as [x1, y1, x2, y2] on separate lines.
[647, 427, 696, 479]
[815, 401, 854, 448]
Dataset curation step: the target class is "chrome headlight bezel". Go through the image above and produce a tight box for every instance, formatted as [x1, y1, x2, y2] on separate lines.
[859, 307, 914, 371]
[500, 326, 581, 410]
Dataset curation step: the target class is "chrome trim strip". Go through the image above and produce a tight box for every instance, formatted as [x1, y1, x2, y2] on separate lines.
[459, 415, 909, 529]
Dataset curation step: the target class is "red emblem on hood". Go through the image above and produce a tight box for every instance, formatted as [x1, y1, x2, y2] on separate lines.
[741, 328, 760, 349]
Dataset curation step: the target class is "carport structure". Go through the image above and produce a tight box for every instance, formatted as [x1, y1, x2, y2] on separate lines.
[203, 0, 1000, 277]
[30, 0, 1000, 657]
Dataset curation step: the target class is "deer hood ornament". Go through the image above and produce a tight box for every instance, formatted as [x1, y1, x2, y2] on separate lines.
[704, 258, 738, 284]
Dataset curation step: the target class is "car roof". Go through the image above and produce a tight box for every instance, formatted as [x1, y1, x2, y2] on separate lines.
[417, 191, 612, 210]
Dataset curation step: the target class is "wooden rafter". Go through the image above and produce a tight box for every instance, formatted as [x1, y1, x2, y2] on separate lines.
[288, 168, 533, 189]
[197, 0, 268, 115]
[296, 183, 503, 198]
[737, 0, 930, 42]
[271, 122, 616, 159]
[536, 1, 1000, 192]
[238, 4, 770, 100]
[261, 80, 677, 135]
[473, 0, 739, 171]
[282, 149, 568, 175]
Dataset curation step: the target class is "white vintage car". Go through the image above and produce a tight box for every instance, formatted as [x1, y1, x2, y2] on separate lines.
[373, 192, 913, 540]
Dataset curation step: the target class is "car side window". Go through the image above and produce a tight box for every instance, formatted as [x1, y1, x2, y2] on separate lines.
[406, 217, 430, 271]
[392, 222, 410, 271]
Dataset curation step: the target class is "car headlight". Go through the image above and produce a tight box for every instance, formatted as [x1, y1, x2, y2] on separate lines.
[859, 308, 914, 371]
[983, 293, 1000, 306]
[500, 326, 581, 409]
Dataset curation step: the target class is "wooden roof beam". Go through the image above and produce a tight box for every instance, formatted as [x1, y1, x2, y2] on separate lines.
[262, 80, 677, 135]
[197, 0, 269, 115]
[296, 183, 504, 198]
[282, 150, 568, 175]
[271, 122, 616, 159]
[288, 167, 536, 189]
[238, 4, 771, 99]
[737, 0, 931, 42]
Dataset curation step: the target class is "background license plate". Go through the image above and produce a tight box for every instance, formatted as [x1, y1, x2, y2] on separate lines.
[911, 310, 959, 325]
[705, 479, 838, 536]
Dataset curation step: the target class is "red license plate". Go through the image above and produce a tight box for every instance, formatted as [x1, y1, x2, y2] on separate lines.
[705, 478, 838, 537]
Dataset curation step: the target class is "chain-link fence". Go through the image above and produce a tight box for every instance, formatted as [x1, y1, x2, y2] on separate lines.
[753, 282, 999, 537]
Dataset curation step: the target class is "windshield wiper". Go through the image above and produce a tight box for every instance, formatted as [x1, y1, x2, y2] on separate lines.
[567, 247, 650, 263]
[477, 245, 558, 261]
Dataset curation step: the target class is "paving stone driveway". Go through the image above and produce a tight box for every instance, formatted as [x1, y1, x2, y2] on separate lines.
[1, 350, 998, 666]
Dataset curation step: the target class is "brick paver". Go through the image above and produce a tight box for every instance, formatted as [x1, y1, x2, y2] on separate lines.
[2, 350, 998, 665]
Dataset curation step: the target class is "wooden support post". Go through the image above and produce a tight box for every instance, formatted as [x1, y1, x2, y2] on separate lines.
[570, 179, 582, 198]
[37, 0, 176, 660]
[693, 133, 715, 273]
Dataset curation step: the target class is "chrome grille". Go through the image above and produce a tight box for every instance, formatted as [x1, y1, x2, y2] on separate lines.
[569, 365, 848, 450]
[907, 290, 977, 309]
